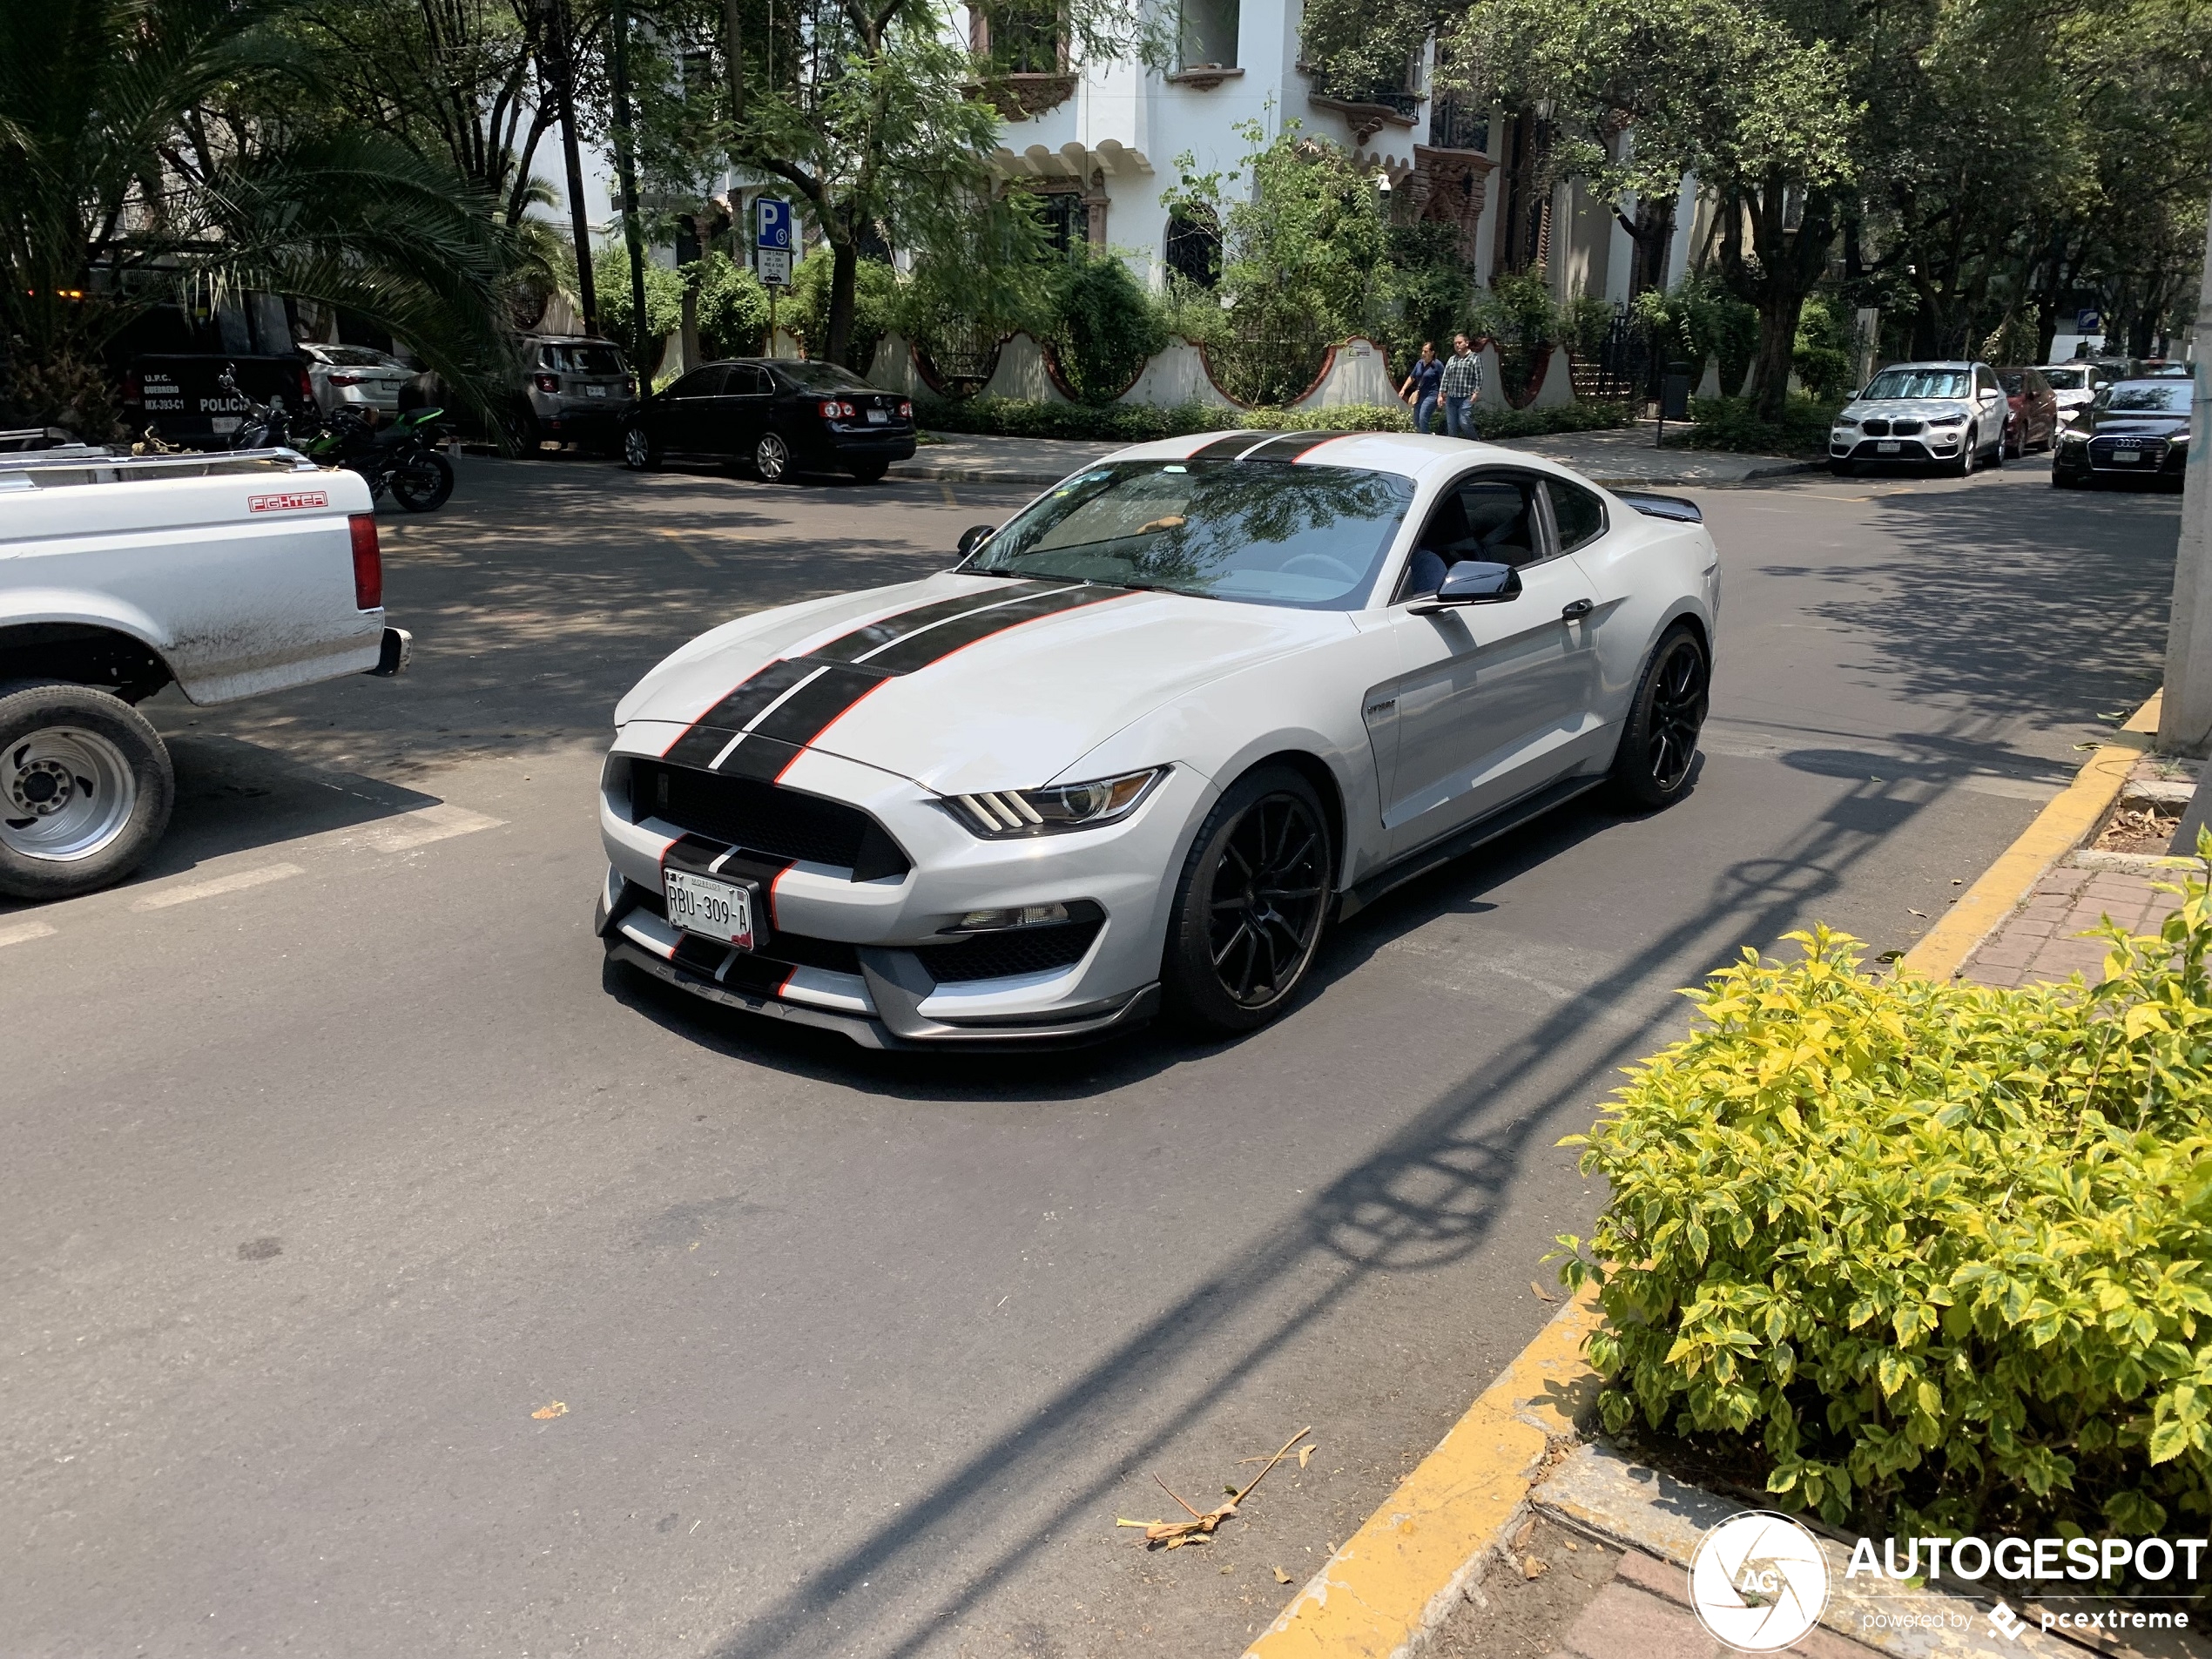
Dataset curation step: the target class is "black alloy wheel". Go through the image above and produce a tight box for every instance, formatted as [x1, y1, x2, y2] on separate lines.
[1163, 765, 1333, 1034]
[1609, 624, 1710, 810]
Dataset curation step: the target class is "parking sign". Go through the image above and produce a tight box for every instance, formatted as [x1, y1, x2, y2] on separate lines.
[2075, 307, 2101, 334]
[756, 198, 792, 251]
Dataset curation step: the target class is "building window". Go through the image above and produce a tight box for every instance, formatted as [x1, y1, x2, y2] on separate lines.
[973, 0, 1064, 73]
[1035, 190, 1088, 255]
[1164, 208, 1221, 288]
[1177, 0, 1238, 69]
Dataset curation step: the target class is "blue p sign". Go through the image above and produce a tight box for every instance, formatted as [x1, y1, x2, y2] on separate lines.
[756, 198, 792, 250]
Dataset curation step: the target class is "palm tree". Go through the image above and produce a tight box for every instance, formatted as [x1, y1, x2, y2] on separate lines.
[0, 0, 527, 432]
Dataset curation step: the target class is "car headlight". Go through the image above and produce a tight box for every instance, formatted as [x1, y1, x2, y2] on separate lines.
[945, 767, 1169, 837]
[1833, 415, 1860, 429]
[1929, 412, 1967, 428]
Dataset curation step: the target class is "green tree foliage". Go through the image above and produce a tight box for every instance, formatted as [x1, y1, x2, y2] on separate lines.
[691, 252, 769, 359]
[0, 0, 523, 431]
[1634, 273, 1758, 391]
[591, 240, 684, 351]
[1047, 253, 1168, 404]
[786, 249, 902, 370]
[1557, 883, 2212, 1537]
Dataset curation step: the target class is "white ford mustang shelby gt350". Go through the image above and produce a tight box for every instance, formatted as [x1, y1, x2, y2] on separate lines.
[596, 429, 1719, 1047]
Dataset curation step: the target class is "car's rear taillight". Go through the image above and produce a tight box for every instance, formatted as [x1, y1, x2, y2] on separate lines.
[350, 514, 382, 610]
[899, 400, 912, 419]
[297, 365, 315, 405]
[329, 373, 362, 387]
[623, 377, 637, 395]
[535, 374, 561, 393]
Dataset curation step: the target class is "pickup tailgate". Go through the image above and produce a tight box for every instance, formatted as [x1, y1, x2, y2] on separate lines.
[0, 465, 386, 703]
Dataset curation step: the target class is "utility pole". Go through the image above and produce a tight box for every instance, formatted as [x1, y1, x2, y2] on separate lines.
[610, 0, 652, 400]
[539, 0, 597, 335]
[2156, 203, 2212, 755]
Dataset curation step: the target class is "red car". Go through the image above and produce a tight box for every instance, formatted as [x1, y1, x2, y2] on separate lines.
[1997, 367, 2060, 455]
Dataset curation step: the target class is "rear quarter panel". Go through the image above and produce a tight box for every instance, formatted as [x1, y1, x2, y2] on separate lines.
[0, 469, 383, 702]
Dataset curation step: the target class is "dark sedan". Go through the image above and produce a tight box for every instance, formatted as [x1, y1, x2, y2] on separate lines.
[2053, 378, 2192, 489]
[621, 359, 915, 483]
[1996, 367, 2060, 455]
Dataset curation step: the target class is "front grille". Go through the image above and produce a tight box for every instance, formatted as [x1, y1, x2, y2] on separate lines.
[1861, 418, 1890, 436]
[626, 886, 863, 974]
[1892, 418, 1925, 435]
[631, 759, 909, 880]
[2090, 436, 2166, 467]
[913, 920, 1103, 985]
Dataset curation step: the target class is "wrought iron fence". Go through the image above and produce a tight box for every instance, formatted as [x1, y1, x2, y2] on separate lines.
[1572, 311, 1654, 406]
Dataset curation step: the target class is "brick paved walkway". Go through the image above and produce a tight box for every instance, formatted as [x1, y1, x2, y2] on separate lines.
[1960, 865, 2183, 988]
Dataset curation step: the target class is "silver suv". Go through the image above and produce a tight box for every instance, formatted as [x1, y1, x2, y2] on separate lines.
[516, 335, 637, 455]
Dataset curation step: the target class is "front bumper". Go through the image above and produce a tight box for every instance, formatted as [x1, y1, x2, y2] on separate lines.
[1830, 427, 1969, 464]
[2054, 437, 2187, 483]
[594, 738, 1211, 1046]
[534, 398, 635, 439]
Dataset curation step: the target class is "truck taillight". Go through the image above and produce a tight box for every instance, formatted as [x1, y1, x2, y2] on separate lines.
[899, 400, 912, 419]
[350, 515, 382, 610]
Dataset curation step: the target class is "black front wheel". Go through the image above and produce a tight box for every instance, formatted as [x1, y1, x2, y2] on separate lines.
[1609, 624, 1710, 810]
[1162, 765, 1333, 1035]
[755, 431, 794, 482]
[623, 426, 662, 472]
[389, 449, 454, 512]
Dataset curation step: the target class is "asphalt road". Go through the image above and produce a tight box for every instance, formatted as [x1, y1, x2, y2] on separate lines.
[2, 450, 2180, 1659]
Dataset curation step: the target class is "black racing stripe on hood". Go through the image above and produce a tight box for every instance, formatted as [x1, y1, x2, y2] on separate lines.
[853, 582, 1126, 675]
[683, 658, 823, 736]
[1253, 429, 1351, 459]
[806, 582, 1051, 664]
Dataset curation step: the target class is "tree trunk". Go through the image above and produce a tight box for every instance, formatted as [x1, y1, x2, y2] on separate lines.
[824, 236, 858, 366]
[1750, 292, 1805, 421]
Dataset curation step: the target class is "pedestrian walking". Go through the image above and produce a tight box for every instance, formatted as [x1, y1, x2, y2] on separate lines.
[1398, 341, 1444, 435]
[1440, 333, 1484, 439]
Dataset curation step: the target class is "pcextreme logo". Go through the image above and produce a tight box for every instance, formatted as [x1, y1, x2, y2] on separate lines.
[247, 490, 328, 513]
[1688, 1511, 1832, 1651]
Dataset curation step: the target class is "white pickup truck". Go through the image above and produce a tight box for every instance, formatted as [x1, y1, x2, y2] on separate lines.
[0, 446, 409, 900]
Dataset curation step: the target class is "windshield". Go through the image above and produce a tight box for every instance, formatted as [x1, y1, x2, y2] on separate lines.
[548, 344, 627, 375]
[969, 461, 1414, 610]
[1863, 368, 1969, 400]
[2102, 383, 2190, 414]
[773, 361, 873, 392]
[2041, 368, 2087, 389]
[318, 346, 396, 368]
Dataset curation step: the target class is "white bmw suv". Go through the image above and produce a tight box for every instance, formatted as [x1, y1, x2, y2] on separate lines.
[596, 429, 1721, 1048]
[1830, 361, 2010, 475]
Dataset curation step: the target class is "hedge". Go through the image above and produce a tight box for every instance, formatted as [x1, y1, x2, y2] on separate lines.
[915, 397, 1637, 444]
[1555, 879, 2212, 1541]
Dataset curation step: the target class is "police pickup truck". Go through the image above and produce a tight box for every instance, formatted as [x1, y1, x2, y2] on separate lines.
[0, 445, 409, 900]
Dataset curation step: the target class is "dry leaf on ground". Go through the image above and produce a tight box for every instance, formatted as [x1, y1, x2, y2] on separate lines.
[531, 1401, 568, 1420]
[1530, 1279, 1557, 1303]
[1523, 1555, 1548, 1580]
[1273, 1567, 1293, 1584]
[1116, 1427, 1311, 1549]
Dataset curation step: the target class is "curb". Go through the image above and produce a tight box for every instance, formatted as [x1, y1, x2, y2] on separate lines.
[1900, 690, 2161, 981]
[1242, 1282, 1605, 1659]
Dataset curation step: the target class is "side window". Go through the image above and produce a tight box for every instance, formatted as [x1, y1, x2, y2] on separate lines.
[729, 365, 771, 395]
[1543, 477, 1607, 552]
[537, 346, 559, 370]
[665, 367, 727, 399]
[1394, 472, 1548, 602]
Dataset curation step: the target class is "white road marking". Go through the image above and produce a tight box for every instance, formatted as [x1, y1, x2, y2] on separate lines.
[131, 862, 304, 910]
[0, 920, 58, 948]
[349, 804, 505, 853]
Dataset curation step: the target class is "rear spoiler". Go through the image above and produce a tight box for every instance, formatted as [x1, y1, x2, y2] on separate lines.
[1615, 490, 1703, 524]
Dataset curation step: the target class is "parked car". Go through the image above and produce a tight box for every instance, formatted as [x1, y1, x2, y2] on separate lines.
[595, 431, 1718, 1045]
[1828, 361, 2010, 475]
[2139, 360, 2195, 379]
[515, 334, 637, 454]
[2052, 378, 2192, 489]
[300, 343, 415, 415]
[122, 353, 314, 448]
[0, 447, 410, 899]
[621, 359, 917, 484]
[1995, 367, 2060, 455]
[2034, 361, 2115, 423]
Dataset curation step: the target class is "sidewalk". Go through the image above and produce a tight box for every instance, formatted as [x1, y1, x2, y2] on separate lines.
[1958, 752, 2202, 988]
[891, 423, 1821, 489]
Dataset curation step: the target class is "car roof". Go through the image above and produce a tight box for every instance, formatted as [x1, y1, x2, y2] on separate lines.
[1086, 429, 1592, 488]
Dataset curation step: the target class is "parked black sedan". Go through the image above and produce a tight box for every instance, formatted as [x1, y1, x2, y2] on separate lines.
[621, 359, 916, 483]
[2052, 378, 2192, 489]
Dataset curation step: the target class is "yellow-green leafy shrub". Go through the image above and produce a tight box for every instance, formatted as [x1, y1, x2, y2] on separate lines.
[1556, 881, 2212, 1537]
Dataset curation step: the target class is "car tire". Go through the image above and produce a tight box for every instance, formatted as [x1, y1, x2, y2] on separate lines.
[1953, 428, 1977, 475]
[623, 426, 662, 472]
[0, 680, 174, 901]
[754, 431, 794, 483]
[1987, 428, 2004, 469]
[511, 403, 548, 458]
[1608, 624, 1710, 812]
[848, 460, 889, 484]
[389, 450, 454, 512]
[1160, 765, 1333, 1036]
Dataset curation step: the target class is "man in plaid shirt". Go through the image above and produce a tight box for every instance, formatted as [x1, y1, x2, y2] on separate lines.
[1440, 332, 1484, 439]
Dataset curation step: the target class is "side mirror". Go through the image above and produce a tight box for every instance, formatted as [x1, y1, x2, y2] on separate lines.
[956, 523, 997, 559]
[1410, 560, 1521, 614]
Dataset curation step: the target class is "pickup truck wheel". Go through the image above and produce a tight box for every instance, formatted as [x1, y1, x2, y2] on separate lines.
[0, 682, 173, 900]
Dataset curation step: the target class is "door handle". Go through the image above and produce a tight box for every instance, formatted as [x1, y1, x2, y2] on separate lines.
[1561, 598, 1595, 620]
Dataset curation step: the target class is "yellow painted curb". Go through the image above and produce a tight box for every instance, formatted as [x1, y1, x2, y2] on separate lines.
[1244, 1281, 1605, 1659]
[1901, 691, 2162, 981]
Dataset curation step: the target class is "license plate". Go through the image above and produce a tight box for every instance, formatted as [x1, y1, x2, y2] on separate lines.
[867, 408, 888, 424]
[585, 384, 607, 398]
[2112, 449, 2139, 462]
[664, 869, 756, 948]
[1877, 441, 1900, 454]
[211, 415, 241, 434]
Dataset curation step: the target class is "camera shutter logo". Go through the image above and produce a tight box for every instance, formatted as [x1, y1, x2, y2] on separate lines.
[1689, 1511, 1832, 1651]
